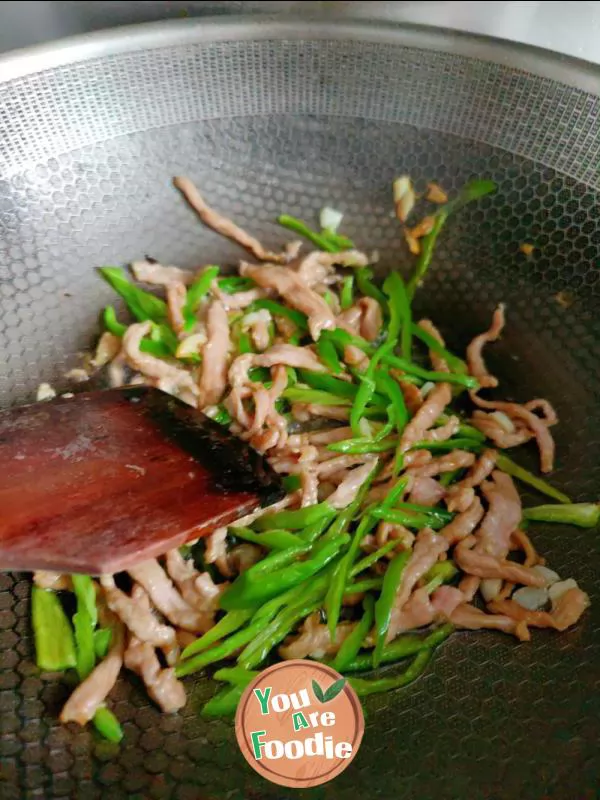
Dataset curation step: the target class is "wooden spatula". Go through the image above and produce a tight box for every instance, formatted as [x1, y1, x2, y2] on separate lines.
[0, 386, 284, 575]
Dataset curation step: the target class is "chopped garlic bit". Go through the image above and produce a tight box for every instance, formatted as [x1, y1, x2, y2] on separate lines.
[490, 410, 515, 434]
[426, 182, 448, 204]
[36, 383, 56, 402]
[513, 586, 549, 611]
[531, 565, 560, 586]
[480, 578, 502, 602]
[241, 309, 272, 330]
[393, 175, 415, 223]
[358, 418, 372, 437]
[320, 207, 344, 233]
[420, 381, 435, 399]
[176, 332, 206, 358]
[548, 578, 578, 605]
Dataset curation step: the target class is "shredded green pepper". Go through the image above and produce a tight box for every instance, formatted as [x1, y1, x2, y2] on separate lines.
[350, 648, 433, 696]
[93, 707, 123, 743]
[332, 594, 375, 672]
[523, 503, 599, 528]
[496, 453, 571, 504]
[340, 275, 354, 310]
[372, 550, 411, 667]
[32, 588, 77, 672]
[184, 265, 220, 330]
[98, 267, 167, 323]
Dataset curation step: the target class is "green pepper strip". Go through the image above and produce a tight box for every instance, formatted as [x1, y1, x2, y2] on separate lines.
[217, 276, 255, 293]
[248, 366, 271, 383]
[32, 587, 77, 672]
[237, 572, 333, 669]
[240, 597, 325, 670]
[181, 610, 253, 660]
[349, 268, 409, 437]
[183, 265, 220, 330]
[496, 453, 571, 504]
[411, 324, 468, 374]
[439, 468, 464, 488]
[424, 560, 458, 584]
[372, 550, 411, 667]
[320, 327, 375, 354]
[177, 584, 305, 676]
[383, 354, 480, 389]
[94, 628, 112, 659]
[206, 405, 233, 427]
[411, 438, 483, 453]
[406, 179, 497, 299]
[103, 307, 172, 358]
[282, 474, 301, 494]
[236, 331, 254, 355]
[246, 298, 309, 331]
[345, 624, 454, 672]
[356, 267, 388, 307]
[523, 503, 599, 528]
[254, 501, 334, 531]
[376, 371, 409, 474]
[238, 543, 310, 578]
[296, 370, 387, 406]
[393, 502, 454, 525]
[333, 595, 375, 672]
[350, 349, 389, 436]
[350, 540, 400, 577]
[277, 214, 341, 252]
[98, 266, 168, 323]
[322, 463, 382, 638]
[220, 534, 350, 610]
[325, 515, 377, 640]
[380, 475, 410, 511]
[72, 574, 98, 628]
[383, 272, 412, 361]
[371, 507, 447, 531]
[283, 387, 352, 406]
[298, 510, 338, 543]
[229, 526, 304, 550]
[345, 577, 384, 594]
[321, 229, 355, 250]
[92, 707, 123, 743]
[316, 336, 343, 374]
[71, 575, 97, 681]
[351, 648, 432, 696]
[213, 666, 260, 685]
[340, 275, 354, 310]
[201, 683, 245, 718]
[327, 437, 397, 454]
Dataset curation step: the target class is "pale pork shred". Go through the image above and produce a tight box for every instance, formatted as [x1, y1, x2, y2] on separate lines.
[32, 174, 593, 736]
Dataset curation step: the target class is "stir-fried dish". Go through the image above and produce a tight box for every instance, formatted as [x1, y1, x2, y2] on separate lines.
[30, 175, 596, 741]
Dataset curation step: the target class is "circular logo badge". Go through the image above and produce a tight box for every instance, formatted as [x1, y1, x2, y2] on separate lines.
[235, 659, 364, 788]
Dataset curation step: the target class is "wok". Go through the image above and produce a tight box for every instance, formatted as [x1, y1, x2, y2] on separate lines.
[0, 17, 598, 800]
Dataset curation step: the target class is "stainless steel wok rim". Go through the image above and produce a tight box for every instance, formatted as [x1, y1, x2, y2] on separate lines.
[1, 14, 599, 94]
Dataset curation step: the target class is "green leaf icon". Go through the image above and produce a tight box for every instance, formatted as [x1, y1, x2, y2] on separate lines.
[323, 677, 346, 702]
[312, 679, 326, 703]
